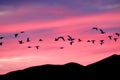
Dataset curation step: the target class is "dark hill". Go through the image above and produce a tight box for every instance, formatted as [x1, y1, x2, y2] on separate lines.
[0, 54, 120, 80]
[85, 54, 120, 80]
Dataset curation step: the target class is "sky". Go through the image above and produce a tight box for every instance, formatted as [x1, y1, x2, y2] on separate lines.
[0, 0, 120, 74]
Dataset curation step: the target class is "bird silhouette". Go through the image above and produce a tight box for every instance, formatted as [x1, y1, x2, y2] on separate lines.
[100, 40, 104, 45]
[39, 39, 43, 42]
[20, 31, 24, 33]
[14, 33, 19, 38]
[35, 46, 39, 50]
[100, 42, 104, 45]
[60, 47, 64, 49]
[70, 41, 74, 45]
[87, 40, 91, 42]
[28, 46, 31, 48]
[26, 37, 30, 42]
[54, 38, 59, 41]
[78, 39, 82, 42]
[0, 37, 4, 39]
[55, 36, 65, 41]
[108, 36, 112, 40]
[99, 29, 105, 34]
[67, 35, 75, 41]
[91, 40, 95, 44]
[19, 40, 23, 44]
[0, 42, 3, 46]
[92, 27, 98, 30]
[115, 33, 120, 37]
[100, 40, 104, 43]
[113, 38, 118, 42]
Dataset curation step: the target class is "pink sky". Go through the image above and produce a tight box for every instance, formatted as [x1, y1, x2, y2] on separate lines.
[0, 0, 120, 74]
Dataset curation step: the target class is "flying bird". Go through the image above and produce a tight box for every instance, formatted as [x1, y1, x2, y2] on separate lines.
[54, 38, 58, 41]
[60, 47, 64, 49]
[28, 46, 32, 48]
[19, 40, 24, 44]
[113, 38, 118, 42]
[14, 33, 19, 38]
[108, 36, 112, 40]
[115, 33, 120, 37]
[99, 29, 105, 34]
[0, 37, 4, 39]
[26, 37, 30, 42]
[35, 46, 39, 50]
[92, 27, 98, 30]
[67, 35, 75, 41]
[20, 31, 24, 33]
[0, 42, 3, 46]
[39, 39, 43, 42]
[100, 42, 104, 45]
[100, 40, 104, 45]
[87, 40, 91, 42]
[70, 41, 74, 45]
[55, 36, 65, 41]
[100, 40, 104, 43]
[91, 40, 95, 44]
[78, 39, 82, 42]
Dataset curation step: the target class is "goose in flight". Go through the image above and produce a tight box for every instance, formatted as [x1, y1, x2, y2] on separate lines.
[115, 33, 120, 37]
[0, 37, 4, 39]
[92, 27, 98, 30]
[78, 39, 82, 42]
[54, 38, 58, 41]
[100, 42, 104, 45]
[39, 39, 43, 42]
[0, 42, 3, 46]
[35, 46, 39, 50]
[60, 47, 64, 49]
[87, 40, 91, 42]
[28, 46, 32, 48]
[26, 37, 30, 42]
[20, 31, 24, 33]
[113, 38, 118, 42]
[100, 40, 104, 45]
[55, 36, 65, 41]
[70, 41, 74, 45]
[14, 33, 19, 38]
[67, 35, 75, 41]
[108, 36, 112, 40]
[99, 29, 105, 34]
[19, 40, 24, 44]
[91, 40, 95, 44]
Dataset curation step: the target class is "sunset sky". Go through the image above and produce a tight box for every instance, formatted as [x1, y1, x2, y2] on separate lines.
[0, 0, 120, 74]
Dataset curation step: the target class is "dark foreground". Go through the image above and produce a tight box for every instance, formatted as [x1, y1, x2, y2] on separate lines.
[0, 54, 120, 80]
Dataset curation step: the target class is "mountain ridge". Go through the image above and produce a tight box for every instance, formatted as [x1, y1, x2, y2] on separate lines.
[0, 54, 120, 80]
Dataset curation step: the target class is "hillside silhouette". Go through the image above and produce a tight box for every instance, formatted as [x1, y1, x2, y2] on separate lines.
[0, 54, 120, 80]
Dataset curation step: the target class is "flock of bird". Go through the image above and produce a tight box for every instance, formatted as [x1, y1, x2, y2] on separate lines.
[54, 27, 119, 47]
[0, 27, 120, 49]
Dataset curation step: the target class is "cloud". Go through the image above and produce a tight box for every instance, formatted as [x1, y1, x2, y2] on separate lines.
[1, 0, 120, 23]
[100, 4, 120, 10]
[0, 3, 78, 25]
[1, 9, 119, 33]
